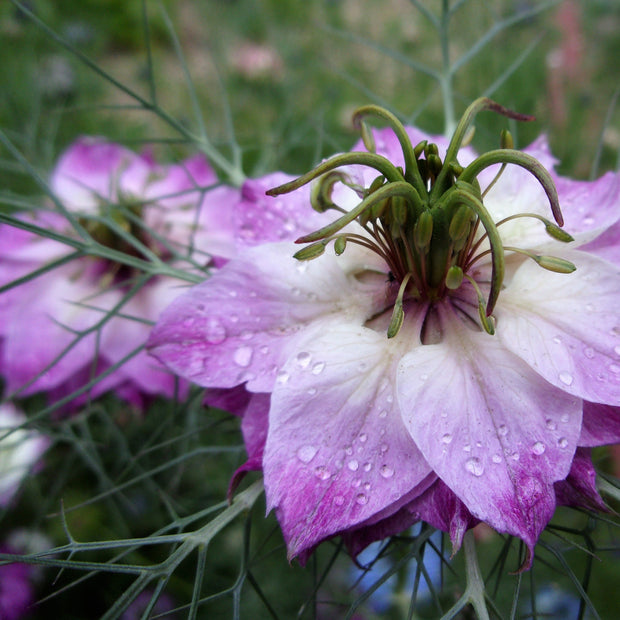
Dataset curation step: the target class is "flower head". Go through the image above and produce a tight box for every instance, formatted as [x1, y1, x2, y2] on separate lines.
[148, 100, 620, 566]
[0, 137, 238, 406]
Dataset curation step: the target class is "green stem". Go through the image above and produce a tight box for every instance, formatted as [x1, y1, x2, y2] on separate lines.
[440, 530, 490, 620]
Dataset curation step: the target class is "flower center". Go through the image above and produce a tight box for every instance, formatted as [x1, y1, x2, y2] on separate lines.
[268, 98, 575, 337]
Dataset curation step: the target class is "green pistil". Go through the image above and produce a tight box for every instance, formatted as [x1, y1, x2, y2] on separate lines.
[269, 97, 574, 339]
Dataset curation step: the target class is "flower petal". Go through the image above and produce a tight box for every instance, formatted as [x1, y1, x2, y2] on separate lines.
[148, 243, 387, 393]
[264, 321, 433, 559]
[554, 448, 608, 512]
[397, 302, 582, 553]
[580, 402, 620, 447]
[498, 251, 620, 405]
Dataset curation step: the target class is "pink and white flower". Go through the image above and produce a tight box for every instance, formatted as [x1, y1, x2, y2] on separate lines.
[148, 100, 620, 565]
[0, 137, 238, 405]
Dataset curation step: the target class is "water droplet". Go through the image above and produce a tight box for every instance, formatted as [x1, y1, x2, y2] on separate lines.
[344, 445, 353, 456]
[205, 318, 226, 344]
[359, 433, 368, 443]
[380, 465, 394, 478]
[545, 419, 557, 431]
[259, 345, 269, 354]
[358, 361, 368, 371]
[440, 411, 448, 418]
[229, 314, 239, 323]
[276, 370, 289, 384]
[559, 371, 573, 386]
[307, 387, 317, 396]
[363, 462, 372, 472]
[511, 451, 520, 461]
[352, 479, 361, 488]
[560, 413, 569, 423]
[297, 445, 318, 463]
[311, 361, 325, 375]
[333, 495, 345, 506]
[465, 458, 484, 476]
[291, 287, 301, 297]
[183, 317, 195, 327]
[378, 409, 387, 419]
[614, 345, 620, 356]
[233, 346, 253, 367]
[498, 425, 508, 436]
[532, 441, 546, 455]
[228, 290, 238, 298]
[295, 351, 311, 368]
[463, 444, 472, 452]
[585, 303, 594, 312]
[610, 363, 620, 374]
[584, 347, 595, 359]
[386, 394, 394, 404]
[583, 216, 594, 225]
[420, 374, 428, 382]
[552, 336, 561, 344]
[356, 493, 368, 505]
[380, 443, 388, 454]
[314, 466, 330, 480]
[492, 454, 502, 464]
[347, 459, 359, 471]
[558, 437, 569, 448]
[441, 433, 453, 444]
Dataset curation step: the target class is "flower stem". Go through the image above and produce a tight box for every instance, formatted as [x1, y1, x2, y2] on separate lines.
[441, 530, 489, 620]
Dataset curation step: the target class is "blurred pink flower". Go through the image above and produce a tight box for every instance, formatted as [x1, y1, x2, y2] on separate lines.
[0, 137, 238, 406]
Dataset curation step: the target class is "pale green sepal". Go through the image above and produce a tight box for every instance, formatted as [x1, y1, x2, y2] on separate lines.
[544, 223, 574, 243]
[445, 265, 464, 289]
[535, 255, 577, 273]
[293, 240, 328, 260]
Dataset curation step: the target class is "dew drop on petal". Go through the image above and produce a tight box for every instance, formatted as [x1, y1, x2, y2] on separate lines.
[233, 346, 253, 367]
[352, 479, 361, 488]
[560, 413, 569, 423]
[359, 433, 368, 443]
[347, 459, 359, 471]
[583, 347, 595, 359]
[259, 345, 269, 354]
[615, 345, 620, 356]
[552, 336, 561, 344]
[295, 351, 311, 368]
[311, 362, 325, 375]
[559, 371, 573, 386]
[441, 433, 452, 444]
[498, 424, 508, 436]
[297, 445, 318, 463]
[532, 441, 546, 455]
[545, 419, 557, 431]
[492, 454, 502, 464]
[380, 443, 388, 454]
[333, 495, 345, 506]
[205, 318, 226, 344]
[363, 462, 372, 472]
[276, 370, 289, 384]
[609, 364, 620, 374]
[380, 465, 394, 478]
[344, 445, 353, 456]
[307, 387, 317, 396]
[378, 410, 387, 419]
[463, 444, 471, 452]
[465, 458, 484, 476]
[558, 437, 569, 448]
[356, 493, 368, 505]
[314, 466, 331, 480]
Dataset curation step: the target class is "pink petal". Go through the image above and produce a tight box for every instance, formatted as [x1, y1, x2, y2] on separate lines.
[2, 265, 121, 395]
[148, 243, 387, 393]
[234, 172, 331, 248]
[406, 479, 479, 554]
[498, 251, 620, 405]
[50, 137, 152, 212]
[581, 220, 620, 266]
[397, 302, 582, 554]
[554, 448, 608, 512]
[579, 402, 620, 447]
[263, 321, 433, 559]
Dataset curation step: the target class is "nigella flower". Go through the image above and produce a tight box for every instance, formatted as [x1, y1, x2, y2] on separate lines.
[148, 99, 620, 566]
[0, 137, 238, 406]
